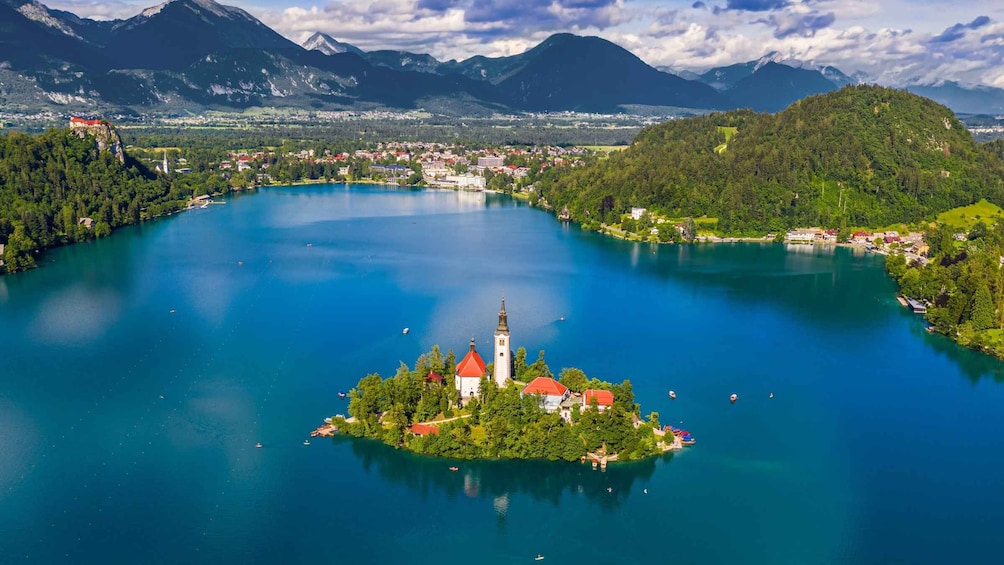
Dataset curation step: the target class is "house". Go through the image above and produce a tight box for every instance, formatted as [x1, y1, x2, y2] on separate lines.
[884, 235, 901, 244]
[582, 389, 614, 412]
[410, 423, 439, 436]
[521, 377, 570, 413]
[455, 338, 487, 399]
[78, 217, 95, 229]
[425, 371, 443, 384]
[787, 229, 817, 243]
[631, 207, 647, 220]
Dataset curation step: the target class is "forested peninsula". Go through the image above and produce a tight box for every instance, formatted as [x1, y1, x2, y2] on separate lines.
[538, 85, 1004, 234]
[332, 347, 675, 462]
[0, 124, 229, 273]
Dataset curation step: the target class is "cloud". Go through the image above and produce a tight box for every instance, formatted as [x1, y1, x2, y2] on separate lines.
[725, 0, 790, 12]
[930, 15, 991, 43]
[766, 11, 837, 39]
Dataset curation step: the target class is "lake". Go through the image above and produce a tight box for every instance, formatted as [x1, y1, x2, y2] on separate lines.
[1, 184, 1003, 564]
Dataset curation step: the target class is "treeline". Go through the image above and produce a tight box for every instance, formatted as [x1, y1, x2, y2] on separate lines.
[338, 346, 665, 462]
[887, 222, 1004, 357]
[538, 86, 1004, 234]
[0, 128, 228, 273]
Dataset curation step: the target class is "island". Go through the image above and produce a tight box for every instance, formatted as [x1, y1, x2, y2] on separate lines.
[326, 299, 686, 463]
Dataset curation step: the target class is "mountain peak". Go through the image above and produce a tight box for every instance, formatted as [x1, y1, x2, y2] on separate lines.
[302, 32, 362, 56]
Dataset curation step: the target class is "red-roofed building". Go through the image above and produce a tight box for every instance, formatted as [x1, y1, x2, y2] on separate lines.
[69, 117, 102, 127]
[425, 371, 443, 384]
[521, 377, 570, 413]
[410, 423, 440, 436]
[456, 338, 487, 399]
[582, 389, 614, 412]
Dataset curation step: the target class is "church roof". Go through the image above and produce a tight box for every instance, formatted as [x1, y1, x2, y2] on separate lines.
[522, 377, 568, 397]
[583, 389, 614, 407]
[456, 348, 486, 378]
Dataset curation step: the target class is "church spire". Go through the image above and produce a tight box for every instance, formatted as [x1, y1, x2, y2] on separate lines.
[496, 295, 509, 333]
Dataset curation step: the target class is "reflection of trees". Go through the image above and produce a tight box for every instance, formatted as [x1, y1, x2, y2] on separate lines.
[342, 436, 666, 512]
[919, 327, 1004, 383]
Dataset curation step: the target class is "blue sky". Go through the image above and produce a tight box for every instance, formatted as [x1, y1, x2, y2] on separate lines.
[48, 0, 1004, 87]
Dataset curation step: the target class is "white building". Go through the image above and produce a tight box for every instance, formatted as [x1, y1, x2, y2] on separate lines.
[521, 377, 570, 413]
[631, 207, 647, 220]
[477, 155, 504, 168]
[445, 174, 487, 189]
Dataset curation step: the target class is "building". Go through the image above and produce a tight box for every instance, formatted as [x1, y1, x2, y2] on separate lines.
[631, 207, 647, 220]
[582, 389, 614, 412]
[455, 338, 487, 399]
[493, 298, 511, 388]
[477, 155, 504, 168]
[521, 377, 570, 413]
[69, 117, 102, 128]
[445, 174, 487, 189]
[78, 217, 95, 230]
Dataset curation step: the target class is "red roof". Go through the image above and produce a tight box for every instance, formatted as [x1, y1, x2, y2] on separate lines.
[583, 389, 614, 407]
[70, 117, 102, 126]
[456, 349, 486, 378]
[425, 371, 443, 383]
[410, 423, 439, 436]
[854, 231, 870, 237]
[522, 377, 568, 397]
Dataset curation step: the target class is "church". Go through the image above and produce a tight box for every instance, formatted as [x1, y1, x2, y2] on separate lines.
[455, 297, 511, 399]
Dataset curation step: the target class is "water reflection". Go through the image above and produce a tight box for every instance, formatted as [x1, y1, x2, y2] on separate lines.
[343, 437, 664, 515]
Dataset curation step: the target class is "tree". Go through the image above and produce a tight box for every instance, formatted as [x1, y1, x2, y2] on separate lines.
[971, 283, 995, 331]
[514, 347, 528, 380]
[558, 367, 588, 393]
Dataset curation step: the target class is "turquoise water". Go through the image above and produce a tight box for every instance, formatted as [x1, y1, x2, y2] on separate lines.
[2, 185, 1003, 564]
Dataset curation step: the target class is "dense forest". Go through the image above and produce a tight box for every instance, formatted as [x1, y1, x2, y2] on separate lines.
[539, 86, 1004, 234]
[0, 127, 232, 273]
[336, 346, 668, 462]
[887, 221, 1004, 358]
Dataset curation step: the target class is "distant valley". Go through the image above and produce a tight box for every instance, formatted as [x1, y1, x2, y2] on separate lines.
[1, 0, 1004, 116]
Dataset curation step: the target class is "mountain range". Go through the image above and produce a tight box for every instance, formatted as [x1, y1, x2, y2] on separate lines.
[1, 0, 1002, 116]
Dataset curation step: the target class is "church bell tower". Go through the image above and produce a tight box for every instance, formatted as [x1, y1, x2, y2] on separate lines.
[493, 297, 511, 388]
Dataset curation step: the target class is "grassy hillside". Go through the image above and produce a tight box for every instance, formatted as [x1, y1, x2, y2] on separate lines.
[935, 199, 1004, 231]
[541, 85, 1004, 234]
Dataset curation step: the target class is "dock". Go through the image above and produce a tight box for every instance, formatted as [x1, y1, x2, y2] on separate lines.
[906, 297, 927, 314]
[311, 424, 337, 438]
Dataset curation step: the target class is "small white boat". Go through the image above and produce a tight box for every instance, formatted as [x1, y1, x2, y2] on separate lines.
[256, 442, 263, 449]
[730, 393, 738, 404]
[324, 417, 333, 424]
[303, 440, 310, 446]
[402, 328, 410, 335]
[200, 204, 208, 209]
[669, 390, 676, 399]
[769, 392, 774, 399]
[535, 556, 544, 561]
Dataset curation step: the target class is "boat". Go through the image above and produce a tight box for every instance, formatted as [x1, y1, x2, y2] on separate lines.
[324, 417, 333, 424]
[559, 316, 565, 321]
[769, 392, 774, 398]
[535, 556, 545, 561]
[730, 393, 738, 404]
[448, 466, 459, 472]
[681, 435, 696, 446]
[338, 392, 346, 399]
[303, 440, 310, 446]
[200, 204, 208, 209]
[402, 327, 409, 335]
[668, 390, 676, 399]
[256, 442, 263, 449]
